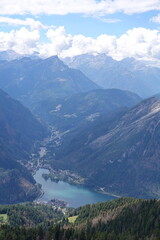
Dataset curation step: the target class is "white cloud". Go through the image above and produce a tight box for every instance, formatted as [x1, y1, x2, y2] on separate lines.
[38, 27, 72, 56]
[0, 16, 55, 30]
[151, 14, 160, 24]
[0, 27, 40, 54]
[115, 28, 160, 60]
[99, 18, 121, 23]
[38, 26, 160, 63]
[104, 0, 160, 15]
[0, 0, 159, 16]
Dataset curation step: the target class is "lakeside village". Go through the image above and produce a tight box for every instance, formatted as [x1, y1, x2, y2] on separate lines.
[34, 198, 68, 215]
[23, 128, 118, 212]
[23, 128, 83, 212]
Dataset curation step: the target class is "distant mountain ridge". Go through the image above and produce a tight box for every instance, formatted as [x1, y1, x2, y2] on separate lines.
[0, 50, 39, 61]
[64, 54, 160, 97]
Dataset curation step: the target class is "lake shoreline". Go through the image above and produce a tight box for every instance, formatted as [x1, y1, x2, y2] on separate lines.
[96, 188, 121, 198]
[33, 168, 118, 208]
[35, 167, 120, 199]
[34, 167, 120, 199]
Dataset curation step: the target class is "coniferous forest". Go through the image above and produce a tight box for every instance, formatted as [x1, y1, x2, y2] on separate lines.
[0, 198, 160, 240]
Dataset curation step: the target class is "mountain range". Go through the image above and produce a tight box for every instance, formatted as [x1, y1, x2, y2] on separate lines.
[64, 54, 160, 97]
[0, 56, 98, 121]
[0, 50, 39, 61]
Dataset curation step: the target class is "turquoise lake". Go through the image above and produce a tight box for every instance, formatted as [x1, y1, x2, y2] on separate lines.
[34, 168, 116, 208]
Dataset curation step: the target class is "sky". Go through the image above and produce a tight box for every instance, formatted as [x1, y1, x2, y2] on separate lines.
[0, 0, 160, 63]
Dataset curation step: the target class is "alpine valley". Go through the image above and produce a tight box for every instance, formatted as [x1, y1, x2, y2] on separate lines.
[1, 53, 160, 239]
[2, 0, 160, 236]
[0, 54, 160, 202]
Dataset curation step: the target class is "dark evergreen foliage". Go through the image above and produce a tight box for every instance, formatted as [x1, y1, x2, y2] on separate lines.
[0, 198, 160, 240]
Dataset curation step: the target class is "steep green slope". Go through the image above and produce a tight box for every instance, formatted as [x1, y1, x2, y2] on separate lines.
[75, 197, 139, 224]
[0, 202, 63, 227]
[54, 96, 160, 198]
[0, 89, 48, 204]
[71, 198, 160, 240]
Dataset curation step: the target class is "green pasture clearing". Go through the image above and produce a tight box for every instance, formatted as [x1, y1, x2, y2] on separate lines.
[0, 214, 8, 223]
[68, 215, 78, 224]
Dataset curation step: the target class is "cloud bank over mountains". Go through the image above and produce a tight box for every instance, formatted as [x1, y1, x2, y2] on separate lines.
[41, 26, 160, 62]
[0, 24, 160, 64]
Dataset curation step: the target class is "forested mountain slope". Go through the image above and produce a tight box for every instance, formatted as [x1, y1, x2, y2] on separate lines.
[54, 96, 160, 198]
[0, 89, 48, 203]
